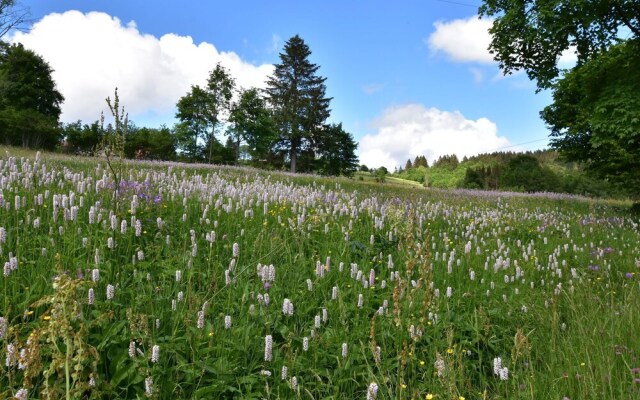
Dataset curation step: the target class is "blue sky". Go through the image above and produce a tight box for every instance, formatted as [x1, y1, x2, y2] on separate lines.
[15, 0, 559, 169]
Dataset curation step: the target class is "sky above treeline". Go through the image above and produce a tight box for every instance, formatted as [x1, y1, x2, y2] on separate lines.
[12, 0, 574, 170]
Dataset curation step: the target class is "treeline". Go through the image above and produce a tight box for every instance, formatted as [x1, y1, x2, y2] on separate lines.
[394, 150, 627, 198]
[0, 36, 359, 176]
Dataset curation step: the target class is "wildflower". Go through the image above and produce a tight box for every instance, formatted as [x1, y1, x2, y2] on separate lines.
[232, 242, 239, 258]
[91, 268, 100, 282]
[290, 376, 298, 390]
[357, 293, 364, 308]
[341, 342, 348, 358]
[303, 336, 309, 352]
[281, 365, 288, 380]
[493, 357, 502, 375]
[175, 270, 182, 282]
[224, 315, 232, 329]
[0, 317, 6, 339]
[426, 395, 433, 400]
[331, 286, 338, 300]
[129, 341, 136, 358]
[106, 284, 115, 300]
[434, 353, 445, 377]
[366, 382, 379, 400]
[14, 388, 28, 400]
[144, 376, 153, 397]
[260, 370, 271, 376]
[151, 345, 159, 363]
[282, 298, 294, 316]
[265, 335, 273, 361]
[446, 287, 452, 298]
[197, 311, 205, 329]
[135, 219, 142, 237]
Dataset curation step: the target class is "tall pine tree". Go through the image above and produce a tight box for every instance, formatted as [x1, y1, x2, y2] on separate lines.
[266, 35, 331, 173]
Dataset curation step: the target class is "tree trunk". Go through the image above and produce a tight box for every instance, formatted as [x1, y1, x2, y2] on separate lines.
[290, 137, 298, 173]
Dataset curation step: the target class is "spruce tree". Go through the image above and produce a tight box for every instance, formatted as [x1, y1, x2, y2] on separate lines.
[266, 35, 331, 173]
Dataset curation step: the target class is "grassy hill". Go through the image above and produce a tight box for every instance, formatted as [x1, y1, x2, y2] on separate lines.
[392, 149, 627, 199]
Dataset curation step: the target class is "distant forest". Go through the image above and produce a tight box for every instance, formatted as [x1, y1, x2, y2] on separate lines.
[387, 150, 628, 199]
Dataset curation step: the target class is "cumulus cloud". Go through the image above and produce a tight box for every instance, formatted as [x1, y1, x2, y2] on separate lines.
[358, 104, 510, 170]
[10, 11, 274, 123]
[427, 16, 494, 64]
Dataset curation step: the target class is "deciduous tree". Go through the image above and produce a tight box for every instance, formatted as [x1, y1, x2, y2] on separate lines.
[0, 43, 64, 149]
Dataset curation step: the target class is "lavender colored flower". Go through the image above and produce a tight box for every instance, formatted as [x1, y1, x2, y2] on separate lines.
[14, 388, 28, 400]
[303, 336, 309, 352]
[366, 382, 379, 400]
[232, 242, 239, 258]
[106, 284, 115, 300]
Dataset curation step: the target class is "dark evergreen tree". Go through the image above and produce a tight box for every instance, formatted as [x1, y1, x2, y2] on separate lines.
[0, 43, 64, 149]
[315, 123, 359, 176]
[266, 35, 331, 173]
[405, 158, 413, 170]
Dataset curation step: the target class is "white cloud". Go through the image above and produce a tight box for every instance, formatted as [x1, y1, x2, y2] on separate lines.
[358, 104, 510, 170]
[10, 11, 274, 123]
[427, 16, 495, 64]
[558, 46, 578, 69]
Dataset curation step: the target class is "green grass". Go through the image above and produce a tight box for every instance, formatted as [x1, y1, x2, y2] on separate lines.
[1, 149, 639, 399]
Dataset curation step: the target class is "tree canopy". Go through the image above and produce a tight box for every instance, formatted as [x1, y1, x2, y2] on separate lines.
[542, 40, 640, 197]
[0, 42, 64, 149]
[480, 0, 640, 200]
[480, 0, 639, 90]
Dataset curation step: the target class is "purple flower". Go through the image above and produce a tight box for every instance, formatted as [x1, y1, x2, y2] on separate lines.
[625, 272, 633, 279]
[588, 264, 600, 271]
[264, 282, 271, 291]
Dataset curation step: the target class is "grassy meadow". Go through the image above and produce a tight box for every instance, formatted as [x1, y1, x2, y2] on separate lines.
[1, 148, 639, 399]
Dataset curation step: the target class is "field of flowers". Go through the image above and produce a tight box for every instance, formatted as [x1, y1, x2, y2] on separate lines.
[1, 150, 639, 399]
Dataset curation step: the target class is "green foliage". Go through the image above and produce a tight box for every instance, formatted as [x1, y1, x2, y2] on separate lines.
[61, 120, 102, 155]
[433, 154, 459, 170]
[124, 125, 177, 160]
[413, 155, 428, 168]
[314, 123, 359, 177]
[543, 40, 640, 199]
[266, 35, 331, 173]
[500, 154, 559, 192]
[175, 63, 235, 163]
[229, 87, 278, 166]
[479, 0, 640, 90]
[0, 43, 64, 150]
